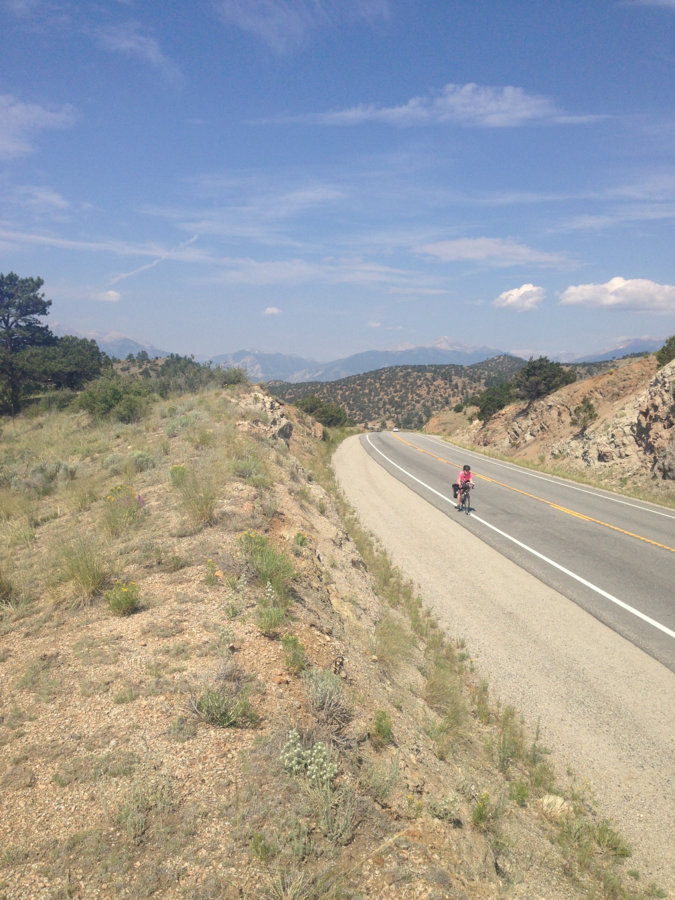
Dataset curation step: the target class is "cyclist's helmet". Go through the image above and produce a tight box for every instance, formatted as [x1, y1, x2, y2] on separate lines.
[463, 465, 471, 472]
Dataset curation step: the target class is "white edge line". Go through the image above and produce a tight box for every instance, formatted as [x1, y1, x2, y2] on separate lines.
[365, 434, 675, 641]
[419, 434, 675, 522]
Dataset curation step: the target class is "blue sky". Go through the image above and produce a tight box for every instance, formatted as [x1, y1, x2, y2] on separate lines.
[1, 0, 675, 360]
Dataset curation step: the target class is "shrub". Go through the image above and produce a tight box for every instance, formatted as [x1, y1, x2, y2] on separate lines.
[55, 535, 107, 602]
[76, 376, 153, 422]
[471, 792, 492, 829]
[104, 755, 174, 843]
[428, 797, 459, 822]
[255, 605, 286, 636]
[281, 633, 307, 674]
[101, 484, 146, 537]
[177, 468, 218, 525]
[373, 613, 415, 669]
[169, 464, 188, 488]
[371, 709, 393, 748]
[105, 581, 140, 616]
[222, 366, 248, 385]
[238, 531, 297, 599]
[509, 780, 529, 807]
[570, 395, 598, 430]
[302, 668, 351, 726]
[128, 450, 155, 472]
[656, 334, 675, 369]
[188, 428, 216, 449]
[189, 685, 258, 728]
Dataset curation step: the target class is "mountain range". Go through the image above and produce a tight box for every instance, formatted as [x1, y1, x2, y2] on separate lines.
[568, 337, 667, 363]
[212, 338, 511, 383]
[49, 324, 669, 381]
[50, 324, 170, 360]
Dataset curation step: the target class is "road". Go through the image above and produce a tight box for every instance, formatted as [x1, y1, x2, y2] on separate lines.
[363, 431, 675, 672]
[333, 434, 675, 893]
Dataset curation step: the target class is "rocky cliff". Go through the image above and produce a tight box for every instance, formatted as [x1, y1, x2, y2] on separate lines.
[429, 356, 675, 493]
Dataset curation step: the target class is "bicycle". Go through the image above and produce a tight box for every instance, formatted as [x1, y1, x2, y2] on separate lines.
[459, 483, 472, 514]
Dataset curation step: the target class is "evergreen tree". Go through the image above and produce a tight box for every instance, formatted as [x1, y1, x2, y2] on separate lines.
[0, 272, 55, 413]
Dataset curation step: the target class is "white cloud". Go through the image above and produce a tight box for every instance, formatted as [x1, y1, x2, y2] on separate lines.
[0, 94, 77, 159]
[367, 321, 381, 327]
[493, 284, 546, 312]
[95, 22, 183, 82]
[630, 0, 675, 7]
[286, 83, 565, 128]
[558, 277, 675, 314]
[93, 290, 121, 303]
[213, 0, 389, 52]
[264, 306, 281, 315]
[416, 237, 570, 268]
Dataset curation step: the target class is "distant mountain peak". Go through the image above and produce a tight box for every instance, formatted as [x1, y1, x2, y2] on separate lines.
[50, 322, 170, 358]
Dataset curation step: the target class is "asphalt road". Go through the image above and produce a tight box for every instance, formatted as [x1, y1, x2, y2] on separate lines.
[362, 431, 675, 673]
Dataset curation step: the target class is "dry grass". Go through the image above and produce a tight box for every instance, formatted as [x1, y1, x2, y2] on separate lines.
[53, 535, 108, 604]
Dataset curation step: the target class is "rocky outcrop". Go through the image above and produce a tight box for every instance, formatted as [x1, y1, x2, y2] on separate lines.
[448, 356, 675, 482]
[559, 359, 675, 477]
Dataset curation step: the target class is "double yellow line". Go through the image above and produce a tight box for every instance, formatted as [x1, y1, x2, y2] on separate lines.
[393, 433, 675, 555]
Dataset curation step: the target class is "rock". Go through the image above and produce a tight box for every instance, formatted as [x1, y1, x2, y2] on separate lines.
[275, 421, 293, 444]
[540, 794, 573, 820]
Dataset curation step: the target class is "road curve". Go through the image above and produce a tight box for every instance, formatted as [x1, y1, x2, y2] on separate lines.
[366, 431, 675, 672]
[334, 434, 675, 893]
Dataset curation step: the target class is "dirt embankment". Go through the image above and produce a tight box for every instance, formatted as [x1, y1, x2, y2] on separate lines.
[0, 386, 662, 900]
[428, 357, 675, 496]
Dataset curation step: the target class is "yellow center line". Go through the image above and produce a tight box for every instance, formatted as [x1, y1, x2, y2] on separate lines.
[392, 433, 675, 554]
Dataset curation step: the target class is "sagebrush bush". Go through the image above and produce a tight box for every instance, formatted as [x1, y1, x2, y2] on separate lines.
[302, 668, 351, 726]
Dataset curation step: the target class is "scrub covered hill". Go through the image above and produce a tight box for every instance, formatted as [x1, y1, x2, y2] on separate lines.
[270, 355, 526, 428]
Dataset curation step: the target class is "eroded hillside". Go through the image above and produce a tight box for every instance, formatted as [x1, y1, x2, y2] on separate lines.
[270, 357, 525, 429]
[0, 384, 661, 899]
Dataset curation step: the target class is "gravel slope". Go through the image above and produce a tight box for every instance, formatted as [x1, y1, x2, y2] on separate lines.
[334, 435, 675, 895]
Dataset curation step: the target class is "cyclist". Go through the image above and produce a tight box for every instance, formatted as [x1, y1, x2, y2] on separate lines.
[453, 465, 474, 509]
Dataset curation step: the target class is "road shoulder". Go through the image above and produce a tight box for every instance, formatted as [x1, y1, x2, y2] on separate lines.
[334, 434, 675, 894]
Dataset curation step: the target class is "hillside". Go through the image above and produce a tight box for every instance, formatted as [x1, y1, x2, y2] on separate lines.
[428, 355, 675, 502]
[0, 379, 657, 900]
[270, 355, 526, 427]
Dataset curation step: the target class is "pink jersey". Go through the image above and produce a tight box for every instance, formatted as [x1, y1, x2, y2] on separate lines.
[458, 470, 473, 485]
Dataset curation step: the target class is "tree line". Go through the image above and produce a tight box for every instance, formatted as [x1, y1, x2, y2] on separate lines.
[0, 271, 248, 418]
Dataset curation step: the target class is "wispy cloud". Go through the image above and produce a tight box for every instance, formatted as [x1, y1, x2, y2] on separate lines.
[629, 0, 675, 7]
[367, 321, 381, 327]
[276, 83, 598, 128]
[212, 0, 389, 52]
[93, 290, 121, 303]
[109, 235, 200, 284]
[559, 277, 675, 313]
[95, 22, 183, 83]
[0, 94, 77, 159]
[264, 306, 281, 315]
[416, 237, 571, 269]
[493, 284, 546, 312]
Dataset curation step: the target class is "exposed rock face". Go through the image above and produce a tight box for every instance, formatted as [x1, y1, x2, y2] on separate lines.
[448, 357, 675, 482]
[569, 359, 675, 477]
